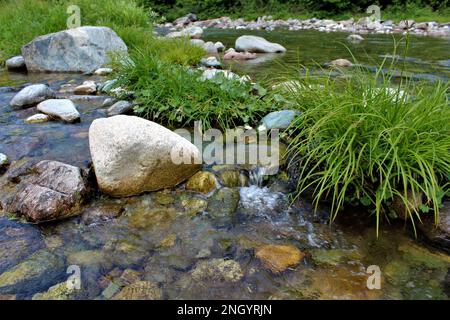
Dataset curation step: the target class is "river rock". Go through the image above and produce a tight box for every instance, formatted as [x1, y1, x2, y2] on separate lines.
[203, 41, 219, 55]
[186, 171, 217, 193]
[22, 26, 128, 73]
[223, 51, 257, 60]
[174, 13, 197, 26]
[9, 160, 88, 223]
[74, 81, 97, 95]
[219, 170, 248, 187]
[106, 100, 134, 116]
[190, 39, 205, 47]
[235, 35, 286, 53]
[328, 58, 353, 68]
[25, 113, 50, 124]
[182, 26, 203, 39]
[113, 281, 162, 300]
[207, 187, 240, 226]
[214, 41, 225, 52]
[6, 56, 26, 70]
[0, 153, 8, 169]
[37, 99, 80, 123]
[94, 67, 113, 76]
[191, 258, 243, 283]
[259, 110, 299, 130]
[347, 34, 364, 42]
[89, 115, 201, 197]
[81, 203, 123, 225]
[32, 282, 78, 300]
[200, 56, 221, 68]
[0, 250, 65, 295]
[255, 244, 304, 273]
[9, 84, 54, 108]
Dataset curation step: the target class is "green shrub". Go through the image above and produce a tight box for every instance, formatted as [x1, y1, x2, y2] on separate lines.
[111, 44, 274, 130]
[285, 67, 450, 234]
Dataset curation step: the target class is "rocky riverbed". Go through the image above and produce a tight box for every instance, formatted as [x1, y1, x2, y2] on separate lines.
[0, 25, 449, 300]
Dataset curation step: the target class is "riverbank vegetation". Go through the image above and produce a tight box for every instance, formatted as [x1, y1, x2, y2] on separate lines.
[283, 67, 450, 233]
[139, 0, 450, 22]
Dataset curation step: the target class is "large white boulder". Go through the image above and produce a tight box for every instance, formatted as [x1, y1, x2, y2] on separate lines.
[21, 26, 128, 73]
[89, 115, 201, 197]
[235, 35, 286, 53]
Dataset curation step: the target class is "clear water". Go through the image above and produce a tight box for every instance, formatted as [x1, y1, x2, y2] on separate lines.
[0, 29, 449, 300]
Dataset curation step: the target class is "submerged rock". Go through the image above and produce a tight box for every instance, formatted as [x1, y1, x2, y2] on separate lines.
[22, 26, 128, 73]
[25, 113, 50, 124]
[6, 56, 26, 71]
[255, 244, 304, 273]
[89, 115, 201, 197]
[81, 203, 123, 225]
[191, 258, 243, 283]
[32, 282, 78, 300]
[0, 250, 65, 295]
[186, 171, 217, 193]
[207, 188, 240, 226]
[235, 35, 286, 53]
[113, 281, 162, 300]
[223, 51, 257, 60]
[9, 160, 88, 223]
[181, 198, 208, 216]
[37, 99, 80, 123]
[9, 84, 54, 108]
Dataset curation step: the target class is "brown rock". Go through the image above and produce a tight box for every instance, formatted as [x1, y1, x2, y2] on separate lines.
[223, 51, 257, 60]
[256, 244, 304, 273]
[186, 171, 217, 193]
[113, 281, 162, 300]
[9, 160, 88, 223]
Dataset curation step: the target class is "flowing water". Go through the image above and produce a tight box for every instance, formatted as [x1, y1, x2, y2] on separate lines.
[0, 29, 449, 300]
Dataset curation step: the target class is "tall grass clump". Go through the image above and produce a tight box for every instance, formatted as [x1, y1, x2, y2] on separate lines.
[284, 67, 450, 234]
[111, 44, 273, 130]
[0, 0, 152, 63]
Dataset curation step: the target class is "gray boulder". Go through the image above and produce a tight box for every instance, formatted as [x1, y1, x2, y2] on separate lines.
[89, 115, 201, 197]
[37, 99, 80, 123]
[259, 110, 300, 130]
[106, 100, 134, 116]
[235, 35, 286, 53]
[22, 26, 128, 73]
[9, 84, 54, 108]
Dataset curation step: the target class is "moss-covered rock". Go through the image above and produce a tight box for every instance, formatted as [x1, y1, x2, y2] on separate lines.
[207, 188, 240, 226]
[32, 282, 79, 300]
[191, 258, 243, 283]
[256, 244, 304, 274]
[186, 171, 217, 193]
[181, 198, 207, 216]
[310, 249, 362, 266]
[112, 280, 162, 300]
[219, 170, 248, 187]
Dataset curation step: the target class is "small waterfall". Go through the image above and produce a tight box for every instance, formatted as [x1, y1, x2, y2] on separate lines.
[247, 166, 267, 187]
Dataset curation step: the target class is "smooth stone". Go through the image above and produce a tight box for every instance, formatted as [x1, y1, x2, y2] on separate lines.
[25, 113, 50, 124]
[6, 56, 26, 70]
[89, 115, 201, 197]
[200, 56, 221, 68]
[191, 258, 243, 283]
[182, 26, 203, 39]
[203, 41, 219, 55]
[0, 153, 8, 169]
[9, 160, 88, 223]
[347, 34, 364, 42]
[9, 84, 54, 108]
[255, 244, 304, 273]
[328, 58, 354, 67]
[186, 171, 217, 193]
[260, 110, 299, 130]
[181, 198, 208, 216]
[106, 100, 134, 116]
[22, 26, 128, 73]
[74, 81, 97, 95]
[207, 187, 240, 226]
[37, 99, 80, 123]
[102, 97, 117, 108]
[219, 170, 248, 187]
[235, 35, 286, 53]
[94, 67, 113, 76]
[223, 51, 257, 60]
[214, 41, 225, 52]
[81, 203, 123, 225]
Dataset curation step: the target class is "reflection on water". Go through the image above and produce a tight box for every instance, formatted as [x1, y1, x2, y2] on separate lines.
[0, 29, 449, 300]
